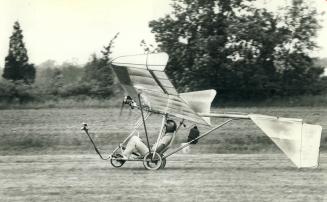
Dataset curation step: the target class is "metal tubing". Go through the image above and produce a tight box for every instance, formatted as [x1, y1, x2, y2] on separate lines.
[152, 115, 166, 158]
[111, 158, 143, 162]
[82, 127, 111, 160]
[110, 112, 151, 156]
[199, 113, 250, 119]
[122, 112, 150, 144]
[163, 119, 235, 159]
[138, 93, 152, 154]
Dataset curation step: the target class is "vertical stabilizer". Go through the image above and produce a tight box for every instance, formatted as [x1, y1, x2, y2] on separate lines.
[180, 90, 216, 125]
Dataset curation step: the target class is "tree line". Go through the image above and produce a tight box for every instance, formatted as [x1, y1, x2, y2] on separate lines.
[0, 21, 119, 103]
[1, 0, 326, 105]
[149, 0, 326, 101]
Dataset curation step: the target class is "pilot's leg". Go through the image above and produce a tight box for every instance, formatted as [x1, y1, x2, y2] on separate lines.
[122, 136, 148, 158]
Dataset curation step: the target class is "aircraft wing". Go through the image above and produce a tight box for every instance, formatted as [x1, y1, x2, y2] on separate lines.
[111, 53, 209, 125]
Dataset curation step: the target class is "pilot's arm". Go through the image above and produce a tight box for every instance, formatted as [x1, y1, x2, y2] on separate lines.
[155, 144, 166, 153]
[153, 133, 173, 153]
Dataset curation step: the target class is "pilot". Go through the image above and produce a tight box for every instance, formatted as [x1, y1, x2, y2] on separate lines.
[121, 119, 177, 159]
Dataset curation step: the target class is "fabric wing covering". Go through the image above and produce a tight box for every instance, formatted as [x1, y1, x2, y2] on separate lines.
[111, 53, 209, 126]
[250, 114, 322, 168]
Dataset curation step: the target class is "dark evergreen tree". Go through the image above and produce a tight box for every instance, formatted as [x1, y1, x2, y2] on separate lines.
[83, 54, 114, 97]
[3, 21, 36, 84]
[82, 33, 119, 98]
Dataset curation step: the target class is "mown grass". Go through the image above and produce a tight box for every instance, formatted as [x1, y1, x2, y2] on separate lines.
[0, 107, 325, 155]
[1, 154, 326, 201]
[0, 97, 122, 109]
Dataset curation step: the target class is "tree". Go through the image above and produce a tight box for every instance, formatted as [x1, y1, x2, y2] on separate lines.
[274, 0, 324, 95]
[150, 0, 251, 92]
[149, 0, 323, 100]
[101, 32, 119, 63]
[140, 39, 157, 54]
[82, 54, 113, 97]
[82, 33, 119, 98]
[34, 67, 64, 96]
[3, 21, 36, 84]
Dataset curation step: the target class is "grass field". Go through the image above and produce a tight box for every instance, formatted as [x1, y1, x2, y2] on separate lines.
[0, 107, 326, 155]
[0, 154, 326, 201]
[0, 107, 326, 201]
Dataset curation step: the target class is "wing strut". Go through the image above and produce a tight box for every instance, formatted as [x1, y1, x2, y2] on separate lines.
[138, 93, 152, 154]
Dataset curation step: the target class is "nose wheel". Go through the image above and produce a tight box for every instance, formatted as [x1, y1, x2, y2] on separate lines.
[110, 154, 126, 168]
[143, 152, 162, 170]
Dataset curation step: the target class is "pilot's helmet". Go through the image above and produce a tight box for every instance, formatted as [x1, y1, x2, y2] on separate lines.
[165, 119, 177, 133]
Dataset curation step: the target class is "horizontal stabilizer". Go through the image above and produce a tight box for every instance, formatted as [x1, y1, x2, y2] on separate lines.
[180, 90, 216, 125]
[250, 114, 322, 168]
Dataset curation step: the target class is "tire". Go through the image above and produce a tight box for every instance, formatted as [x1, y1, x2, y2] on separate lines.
[110, 154, 126, 168]
[143, 152, 162, 170]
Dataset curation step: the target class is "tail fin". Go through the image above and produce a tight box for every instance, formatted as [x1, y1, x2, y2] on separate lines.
[250, 114, 322, 168]
[180, 90, 216, 125]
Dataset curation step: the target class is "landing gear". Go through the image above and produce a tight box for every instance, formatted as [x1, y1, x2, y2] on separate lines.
[110, 154, 126, 168]
[143, 152, 162, 170]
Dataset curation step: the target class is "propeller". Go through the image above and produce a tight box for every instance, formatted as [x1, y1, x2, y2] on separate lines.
[119, 95, 137, 116]
[119, 99, 125, 116]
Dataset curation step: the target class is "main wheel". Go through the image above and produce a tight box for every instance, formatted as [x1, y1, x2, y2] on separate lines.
[110, 154, 126, 168]
[143, 152, 162, 170]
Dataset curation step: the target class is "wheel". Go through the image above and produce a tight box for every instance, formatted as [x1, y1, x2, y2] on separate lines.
[110, 154, 126, 168]
[143, 152, 162, 170]
[160, 158, 166, 169]
[110, 158, 125, 168]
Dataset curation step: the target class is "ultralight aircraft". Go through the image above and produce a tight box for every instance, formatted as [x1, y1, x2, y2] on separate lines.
[81, 52, 322, 170]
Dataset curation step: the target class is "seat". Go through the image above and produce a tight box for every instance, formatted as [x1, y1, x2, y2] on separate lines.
[157, 131, 177, 155]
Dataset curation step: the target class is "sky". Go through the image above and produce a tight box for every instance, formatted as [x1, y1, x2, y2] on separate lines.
[0, 0, 327, 67]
